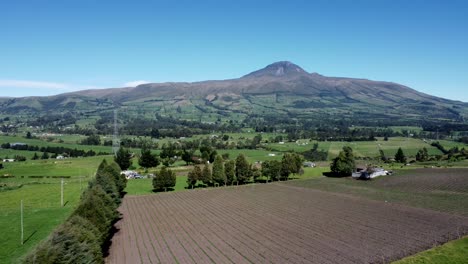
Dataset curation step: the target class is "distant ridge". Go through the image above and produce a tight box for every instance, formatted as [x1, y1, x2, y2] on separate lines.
[0, 61, 467, 123]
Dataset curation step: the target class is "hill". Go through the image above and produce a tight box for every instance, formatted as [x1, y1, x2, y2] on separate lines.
[1, 61, 467, 126]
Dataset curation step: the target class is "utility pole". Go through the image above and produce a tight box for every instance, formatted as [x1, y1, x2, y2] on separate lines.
[61, 178, 64, 207]
[20, 200, 24, 245]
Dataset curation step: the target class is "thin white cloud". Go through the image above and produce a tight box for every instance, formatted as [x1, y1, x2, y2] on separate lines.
[124, 80, 151, 87]
[0, 79, 69, 90]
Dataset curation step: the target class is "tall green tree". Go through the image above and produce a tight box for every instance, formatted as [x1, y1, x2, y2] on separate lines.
[199, 163, 212, 186]
[262, 160, 281, 181]
[330, 146, 356, 177]
[224, 160, 236, 185]
[153, 166, 176, 192]
[114, 147, 132, 170]
[280, 153, 303, 180]
[395, 147, 407, 163]
[235, 154, 250, 184]
[41, 152, 49, 160]
[181, 149, 194, 165]
[139, 147, 159, 169]
[187, 165, 201, 188]
[212, 155, 226, 186]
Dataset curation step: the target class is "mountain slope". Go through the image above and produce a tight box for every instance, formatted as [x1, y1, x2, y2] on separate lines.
[0, 61, 467, 124]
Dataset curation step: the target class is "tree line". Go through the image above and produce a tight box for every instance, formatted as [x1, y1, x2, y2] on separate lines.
[2, 143, 108, 158]
[22, 160, 127, 263]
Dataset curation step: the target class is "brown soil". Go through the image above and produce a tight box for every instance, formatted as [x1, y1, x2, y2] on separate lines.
[106, 182, 468, 264]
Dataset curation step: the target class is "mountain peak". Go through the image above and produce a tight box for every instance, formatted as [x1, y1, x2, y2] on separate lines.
[242, 61, 308, 78]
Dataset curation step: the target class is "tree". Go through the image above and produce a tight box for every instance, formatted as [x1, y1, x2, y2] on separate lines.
[14, 155, 26, 162]
[32, 152, 39, 160]
[415, 147, 429, 162]
[212, 155, 226, 186]
[395, 147, 407, 163]
[153, 166, 176, 192]
[187, 165, 201, 188]
[330, 146, 356, 177]
[199, 163, 212, 186]
[251, 166, 262, 181]
[114, 147, 132, 170]
[235, 154, 250, 184]
[160, 143, 177, 160]
[26, 131, 32, 139]
[224, 160, 236, 185]
[280, 153, 303, 180]
[139, 147, 159, 169]
[0, 163, 3, 170]
[262, 160, 281, 181]
[181, 149, 194, 165]
[150, 128, 160, 139]
[251, 134, 262, 148]
[81, 134, 101, 146]
[41, 152, 49, 160]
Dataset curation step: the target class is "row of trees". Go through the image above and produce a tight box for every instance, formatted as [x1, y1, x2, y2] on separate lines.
[3, 143, 106, 157]
[23, 160, 127, 263]
[185, 153, 303, 189]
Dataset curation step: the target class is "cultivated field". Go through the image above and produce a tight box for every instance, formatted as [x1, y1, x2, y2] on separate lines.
[107, 180, 468, 263]
[287, 168, 468, 216]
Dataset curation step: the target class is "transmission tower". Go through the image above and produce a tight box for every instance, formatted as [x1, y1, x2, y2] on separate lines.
[112, 109, 120, 156]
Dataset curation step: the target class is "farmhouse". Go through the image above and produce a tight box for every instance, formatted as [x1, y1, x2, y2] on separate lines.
[352, 167, 389, 180]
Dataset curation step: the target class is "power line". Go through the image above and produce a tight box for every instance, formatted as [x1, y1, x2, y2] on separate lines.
[113, 109, 120, 156]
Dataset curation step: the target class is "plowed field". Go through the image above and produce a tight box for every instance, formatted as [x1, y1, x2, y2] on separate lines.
[107, 180, 468, 263]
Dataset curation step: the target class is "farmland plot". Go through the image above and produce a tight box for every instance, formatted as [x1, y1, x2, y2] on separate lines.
[107, 183, 468, 263]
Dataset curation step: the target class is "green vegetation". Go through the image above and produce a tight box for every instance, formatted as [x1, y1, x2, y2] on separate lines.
[0, 180, 84, 263]
[330, 146, 356, 177]
[126, 176, 188, 195]
[393, 236, 468, 264]
[152, 166, 176, 192]
[0, 129, 466, 262]
[22, 160, 125, 263]
[114, 147, 132, 170]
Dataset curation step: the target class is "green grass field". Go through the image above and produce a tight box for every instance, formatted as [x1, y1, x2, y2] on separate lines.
[0, 156, 111, 263]
[0, 179, 85, 263]
[1, 156, 106, 177]
[393, 236, 468, 264]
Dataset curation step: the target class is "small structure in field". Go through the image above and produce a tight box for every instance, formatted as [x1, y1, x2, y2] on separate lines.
[268, 153, 276, 157]
[353, 167, 389, 180]
[3, 159, 15, 162]
[122, 170, 143, 179]
[303, 161, 316, 168]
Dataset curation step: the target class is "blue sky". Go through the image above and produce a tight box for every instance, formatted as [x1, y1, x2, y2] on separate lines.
[1, 0, 467, 102]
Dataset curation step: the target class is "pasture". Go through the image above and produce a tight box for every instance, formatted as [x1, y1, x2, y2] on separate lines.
[0, 178, 85, 263]
[0, 156, 106, 263]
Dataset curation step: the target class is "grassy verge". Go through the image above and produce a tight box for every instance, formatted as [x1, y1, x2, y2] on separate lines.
[393, 236, 468, 264]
